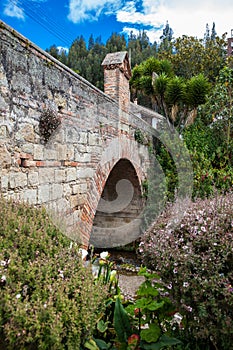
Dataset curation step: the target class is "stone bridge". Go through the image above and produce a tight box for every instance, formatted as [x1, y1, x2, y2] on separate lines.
[0, 21, 163, 248]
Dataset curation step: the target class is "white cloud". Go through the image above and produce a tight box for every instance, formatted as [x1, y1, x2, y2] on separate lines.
[3, 0, 48, 20]
[67, 0, 233, 42]
[57, 46, 69, 54]
[118, 0, 233, 42]
[68, 0, 122, 23]
[3, 0, 25, 20]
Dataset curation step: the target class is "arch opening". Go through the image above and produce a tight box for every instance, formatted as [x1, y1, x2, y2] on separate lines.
[90, 158, 144, 248]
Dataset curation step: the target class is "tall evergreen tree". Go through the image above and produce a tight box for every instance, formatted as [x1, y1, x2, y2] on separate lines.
[211, 22, 217, 41]
[158, 21, 174, 53]
[88, 34, 95, 51]
[68, 36, 87, 73]
[106, 33, 127, 53]
[204, 23, 210, 46]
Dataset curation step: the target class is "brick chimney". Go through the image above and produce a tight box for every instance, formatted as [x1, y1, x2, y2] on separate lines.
[101, 51, 131, 112]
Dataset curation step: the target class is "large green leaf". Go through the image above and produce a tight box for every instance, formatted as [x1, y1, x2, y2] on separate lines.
[134, 298, 164, 312]
[140, 323, 161, 343]
[113, 297, 131, 343]
[97, 320, 109, 333]
[94, 338, 111, 349]
[141, 334, 183, 349]
[137, 281, 159, 297]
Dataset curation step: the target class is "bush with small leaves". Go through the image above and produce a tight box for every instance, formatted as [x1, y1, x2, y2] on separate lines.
[139, 192, 233, 349]
[0, 197, 108, 349]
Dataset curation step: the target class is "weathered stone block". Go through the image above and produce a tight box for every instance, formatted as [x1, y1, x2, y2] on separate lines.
[34, 144, 44, 160]
[88, 132, 101, 146]
[38, 184, 50, 203]
[0, 174, 8, 190]
[51, 183, 63, 200]
[28, 171, 39, 186]
[56, 144, 67, 160]
[66, 145, 75, 160]
[74, 152, 91, 163]
[44, 148, 57, 160]
[55, 169, 66, 183]
[9, 172, 28, 189]
[0, 125, 7, 138]
[38, 168, 55, 184]
[0, 143, 11, 168]
[20, 188, 37, 204]
[66, 168, 77, 182]
[76, 168, 95, 178]
[21, 143, 34, 154]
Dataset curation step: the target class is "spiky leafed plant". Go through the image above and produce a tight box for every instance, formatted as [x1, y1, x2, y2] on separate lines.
[165, 76, 185, 124]
[152, 72, 169, 118]
[130, 57, 174, 108]
[184, 74, 210, 126]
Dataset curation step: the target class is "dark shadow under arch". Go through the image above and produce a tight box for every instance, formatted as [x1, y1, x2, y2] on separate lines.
[90, 158, 144, 248]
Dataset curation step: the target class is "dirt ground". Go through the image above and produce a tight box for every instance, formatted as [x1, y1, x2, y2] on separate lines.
[118, 274, 144, 300]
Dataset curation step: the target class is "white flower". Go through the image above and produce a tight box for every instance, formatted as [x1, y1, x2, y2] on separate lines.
[16, 293, 21, 299]
[44, 303, 47, 308]
[183, 282, 189, 288]
[100, 251, 109, 259]
[173, 312, 183, 325]
[1, 260, 6, 266]
[79, 248, 88, 260]
[110, 270, 117, 282]
[58, 270, 64, 279]
[1, 275, 6, 282]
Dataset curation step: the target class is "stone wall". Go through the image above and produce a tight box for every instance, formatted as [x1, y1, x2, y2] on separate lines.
[0, 21, 159, 247]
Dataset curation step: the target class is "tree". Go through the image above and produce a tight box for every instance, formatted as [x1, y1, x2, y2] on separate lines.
[46, 44, 59, 59]
[201, 65, 233, 161]
[211, 22, 217, 41]
[204, 23, 210, 46]
[68, 36, 87, 73]
[158, 33, 227, 82]
[88, 34, 95, 51]
[158, 21, 174, 54]
[130, 57, 210, 129]
[106, 32, 126, 53]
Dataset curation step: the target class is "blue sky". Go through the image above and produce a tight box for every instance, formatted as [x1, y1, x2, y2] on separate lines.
[1, 0, 233, 52]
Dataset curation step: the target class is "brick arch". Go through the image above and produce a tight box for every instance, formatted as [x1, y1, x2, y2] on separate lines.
[84, 135, 149, 248]
[90, 158, 144, 248]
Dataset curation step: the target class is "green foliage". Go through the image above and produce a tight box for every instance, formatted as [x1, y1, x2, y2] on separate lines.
[89, 257, 182, 349]
[0, 198, 108, 349]
[158, 33, 227, 82]
[165, 76, 185, 107]
[131, 56, 210, 128]
[183, 68, 233, 198]
[139, 192, 233, 349]
[183, 119, 233, 198]
[113, 297, 131, 343]
[185, 74, 210, 108]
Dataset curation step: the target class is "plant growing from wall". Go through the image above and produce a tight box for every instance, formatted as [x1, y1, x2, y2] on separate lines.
[39, 107, 61, 143]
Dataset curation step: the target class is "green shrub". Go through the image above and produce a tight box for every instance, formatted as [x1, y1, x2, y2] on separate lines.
[0, 198, 108, 349]
[139, 192, 233, 349]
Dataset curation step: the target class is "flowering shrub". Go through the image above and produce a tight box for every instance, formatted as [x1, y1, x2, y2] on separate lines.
[0, 197, 108, 349]
[139, 192, 233, 349]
